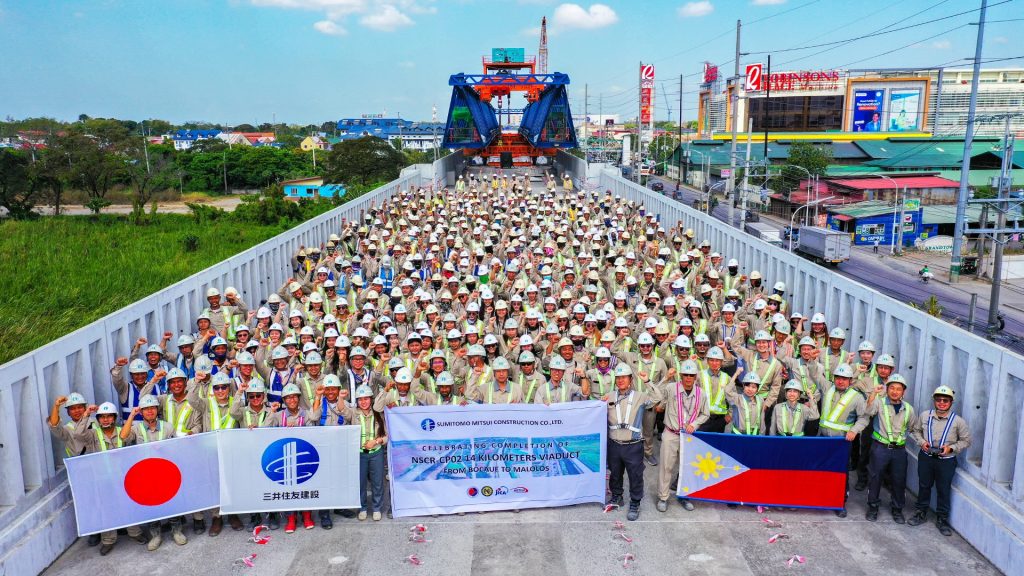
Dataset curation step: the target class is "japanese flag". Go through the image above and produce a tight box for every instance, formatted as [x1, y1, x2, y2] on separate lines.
[66, 433, 219, 535]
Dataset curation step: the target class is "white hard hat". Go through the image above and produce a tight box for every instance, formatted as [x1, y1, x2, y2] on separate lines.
[304, 351, 323, 365]
[394, 367, 414, 384]
[139, 395, 160, 409]
[206, 287, 221, 298]
[177, 334, 195, 347]
[271, 346, 289, 360]
[834, 364, 855, 378]
[706, 346, 725, 360]
[128, 359, 148, 374]
[97, 402, 118, 415]
[614, 363, 633, 378]
[492, 357, 511, 371]
[637, 332, 655, 346]
[66, 392, 88, 406]
[674, 335, 692, 348]
[680, 360, 699, 375]
[354, 385, 374, 399]
[281, 383, 301, 398]
[858, 340, 876, 353]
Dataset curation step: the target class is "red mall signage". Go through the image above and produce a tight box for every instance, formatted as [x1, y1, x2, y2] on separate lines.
[703, 62, 719, 84]
[750, 70, 842, 92]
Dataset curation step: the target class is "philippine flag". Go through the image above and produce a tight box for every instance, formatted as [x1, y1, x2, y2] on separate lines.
[676, 432, 850, 510]
[66, 433, 220, 535]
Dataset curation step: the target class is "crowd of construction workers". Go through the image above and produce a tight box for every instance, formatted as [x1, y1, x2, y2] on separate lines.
[48, 169, 969, 556]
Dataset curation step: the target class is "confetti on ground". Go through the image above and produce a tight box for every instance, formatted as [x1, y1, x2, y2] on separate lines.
[621, 553, 635, 568]
[761, 517, 783, 528]
[603, 504, 620, 513]
[788, 555, 806, 567]
[233, 554, 257, 568]
[405, 554, 422, 566]
[612, 520, 625, 530]
[249, 525, 271, 545]
[408, 533, 431, 543]
[328, 556, 348, 565]
[768, 533, 790, 544]
[616, 532, 633, 543]
[757, 506, 765, 514]
[409, 524, 427, 533]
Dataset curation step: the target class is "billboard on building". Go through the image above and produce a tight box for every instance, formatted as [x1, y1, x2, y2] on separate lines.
[852, 90, 885, 132]
[887, 89, 922, 131]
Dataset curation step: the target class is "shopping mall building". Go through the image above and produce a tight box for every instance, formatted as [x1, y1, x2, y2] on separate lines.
[697, 66, 1024, 138]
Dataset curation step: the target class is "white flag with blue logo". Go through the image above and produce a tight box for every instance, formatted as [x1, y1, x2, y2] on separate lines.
[217, 426, 361, 514]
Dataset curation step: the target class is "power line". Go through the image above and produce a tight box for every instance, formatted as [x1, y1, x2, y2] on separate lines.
[747, 0, 1013, 55]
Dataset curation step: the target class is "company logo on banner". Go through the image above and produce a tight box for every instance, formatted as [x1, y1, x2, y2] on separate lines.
[219, 426, 361, 514]
[745, 63, 763, 91]
[261, 437, 319, 486]
[385, 402, 607, 517]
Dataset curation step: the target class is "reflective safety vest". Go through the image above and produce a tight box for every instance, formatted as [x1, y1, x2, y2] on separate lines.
[820, 387, 859, 432]
[359, 412, 381, 453]
[750, 355, 779, 400]
[244, 409, 269, 428]
[777, 404, 804, 436]
[590, 370, 612, 397]
[731, 395, 764, 435]
[542, 382, 570, 404]
[700, 370, 729, 414]
[63, 422, 77, 457]
[208, 397, 236, 430]
[93, 427, 123, 451]
[822, 349, 849, 380]
[792, 361, 817, 398]
[873, 401, 913, 445]
[486, 382, 513, 404]
[134, 421, 167, 443]
[165, 396, 193, 434]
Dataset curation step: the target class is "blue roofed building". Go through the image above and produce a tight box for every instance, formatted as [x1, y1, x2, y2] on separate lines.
[171, 129, 222, 151]
[281, 177, 346, 200]
[331, 117, 444, 152]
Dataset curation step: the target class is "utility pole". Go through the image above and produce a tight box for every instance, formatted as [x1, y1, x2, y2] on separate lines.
[729, 19, 742, 226]
[637, 60, 643, 184]
[988, 116, 1014, 329]
[677, 74, 683, 191]
[950, 0, 987, 282]
[584, 83, 589, 161]
[222, 149, 228, 194]
[141, 124, 151, 174]
[763, 54, 771, 160]
[741, 118, 753, 228]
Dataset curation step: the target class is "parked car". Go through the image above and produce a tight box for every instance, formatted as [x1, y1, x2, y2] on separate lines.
[651, 181, 664, 192]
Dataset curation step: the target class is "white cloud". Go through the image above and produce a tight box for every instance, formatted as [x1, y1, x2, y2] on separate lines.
[251, 0, 432, 34]
[313, 19, 347, 35]
[993, 36, 1008, 44]
[678, 1, 713, 17]
[752, 0, 786, 5]
[360, 3, 413, 30]
[398, 60, 416, 68]
[552, 3, 618, 30]
[931, 39, 952, 50]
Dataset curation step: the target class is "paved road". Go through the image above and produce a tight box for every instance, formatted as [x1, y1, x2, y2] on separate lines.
[42, 460, 997, 576]
[646, 176, 1024, 354]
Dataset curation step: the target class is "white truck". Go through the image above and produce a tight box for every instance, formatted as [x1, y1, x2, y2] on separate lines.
[796, 226, 851, 266]
[744, 222, 784, 248]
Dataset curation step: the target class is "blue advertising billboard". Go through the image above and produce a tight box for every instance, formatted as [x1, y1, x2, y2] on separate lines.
[888, 89, 922, 131]
[852, 90, 885, 132]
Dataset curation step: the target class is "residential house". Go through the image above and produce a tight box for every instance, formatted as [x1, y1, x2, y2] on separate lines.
[300, 136, 329, 151]
[171, 129, 221, 151]
[282, 177, 345, 200]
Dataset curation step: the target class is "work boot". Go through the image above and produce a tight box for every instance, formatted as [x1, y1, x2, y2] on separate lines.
[607, 494, 624, 507]
[627, 502, 641, 521]
[892, 508, 905, 525]
[285, 514, 297, 534]
[372, 511, 382, 521]
[936, 516, 952, 536]
[656, 499, 668, 513]
[99, 543, 114, 556]
[146, 533, 163, 551]
[320, 511, 333, 530]
[130, 532, 148, 544]
[268, 513, 280, 531]
[866, 506, 878, 522]
[208, 517, 223, 537]
[302, 511, 315, 530]
[193, 517, 206, 535]
[682, 500, 695, 511]
[87, 534, 101, 547]
[358, 511, 367, 521]
[247, 514, 262, 531]
[644, 454, 659, 466]
[907, 510, 927, 526]
[854, 478, 867, 491]
[834, 508, 847, 518]
[228, 515, 243, 531]
[172, 526, 188, 546]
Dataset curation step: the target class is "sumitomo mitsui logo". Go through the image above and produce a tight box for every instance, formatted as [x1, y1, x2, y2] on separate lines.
[261, 437, 319, 486]
[421, 418, 436, 431]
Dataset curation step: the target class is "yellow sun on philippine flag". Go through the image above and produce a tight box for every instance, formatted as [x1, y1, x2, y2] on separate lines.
[691, 452, 725, 481]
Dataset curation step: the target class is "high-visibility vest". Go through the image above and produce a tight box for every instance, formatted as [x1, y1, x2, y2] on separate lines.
[777, 404, 804, 436]
[93, 427, 123, 451]
[731, 395, 763, 435]
[244, 409, 268, 428]
[873, 401, 913, 445]
[208, 397, 236, 430]
[820, 387, 859, 432]
[700, 370, 729, 414]
[134, 421, 167, 443]
[359, 412, 381, 453]
[163, 397, 192, 433]
[751, 355, 779, 400]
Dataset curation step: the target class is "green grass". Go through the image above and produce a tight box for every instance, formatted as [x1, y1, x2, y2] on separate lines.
[0, 214, 290, 364]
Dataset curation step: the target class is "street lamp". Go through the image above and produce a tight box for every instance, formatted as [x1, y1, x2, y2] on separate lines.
[790, 197, 837, 251]
[873, 174, 901, 255]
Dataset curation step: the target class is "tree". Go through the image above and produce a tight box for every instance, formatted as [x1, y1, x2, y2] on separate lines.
[35, 144, 71, 215]
[0, 149, 41, 219]
[322, 136, 405, 186]
[63, 132, 123, 213]
[233, 124, 257, 133]
[781, 142, 832, 195]
[123, 142, 175, 224]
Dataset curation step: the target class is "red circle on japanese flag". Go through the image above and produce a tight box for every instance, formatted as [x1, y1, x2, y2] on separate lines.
[124, 458, 181, 506]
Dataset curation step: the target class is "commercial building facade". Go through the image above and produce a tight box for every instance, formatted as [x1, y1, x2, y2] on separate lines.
[698, 67, 1024, 139]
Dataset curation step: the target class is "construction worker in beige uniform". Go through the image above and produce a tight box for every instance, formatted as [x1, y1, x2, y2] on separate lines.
[817, 363, 870, 518]
[863, 373, 917, 524]
[623, 332, 667, 465]
[186, 372, 243, 535]
[769, 380, 820, 436]
[72, 402, 147, 555]
[728, 330, 784, 410]
[605, 363, 663, 521]
[908, 385, 972, 536]
[656, 359, 708, 512]
[47, 392, 103, 547]
[118, 395, 187, 551]
[780, 336, 827, 436]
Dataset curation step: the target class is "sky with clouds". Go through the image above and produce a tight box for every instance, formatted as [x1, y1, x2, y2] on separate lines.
[0, 0, 1018, 125]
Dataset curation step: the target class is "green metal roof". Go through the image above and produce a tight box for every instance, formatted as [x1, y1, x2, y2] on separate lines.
[921, 203, 1022, 225]
[935, 169, 1024, 187]
[826, 200, 896, 219]
[865, 153, 964, 169]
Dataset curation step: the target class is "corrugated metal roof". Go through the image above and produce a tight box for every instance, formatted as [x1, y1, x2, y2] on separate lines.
[826, 200, 897, 219]
[921, 203, 1022, 225]
[827, 176, 960, 190]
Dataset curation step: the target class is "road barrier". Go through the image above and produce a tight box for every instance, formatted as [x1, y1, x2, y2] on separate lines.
[579, 159, 1023, 574]
[0, 171, 424, 575]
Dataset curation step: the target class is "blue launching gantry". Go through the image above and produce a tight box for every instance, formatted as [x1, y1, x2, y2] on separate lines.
[442, 53, 577, 167]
